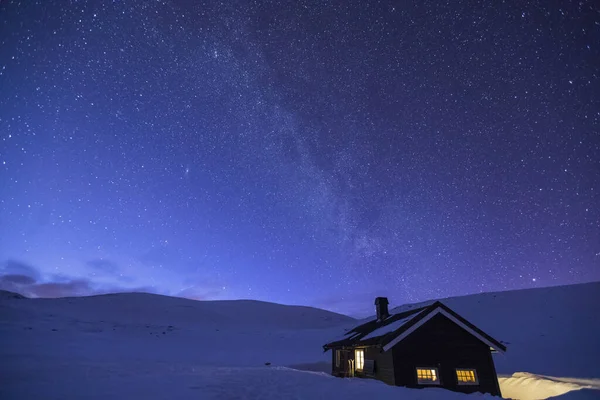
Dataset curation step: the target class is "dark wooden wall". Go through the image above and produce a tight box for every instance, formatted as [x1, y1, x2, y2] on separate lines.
[391, 313, 502, 396]
[365, 346, 395, 385]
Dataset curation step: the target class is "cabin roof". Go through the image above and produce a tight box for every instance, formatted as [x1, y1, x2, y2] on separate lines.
[323, 301, 506, 353]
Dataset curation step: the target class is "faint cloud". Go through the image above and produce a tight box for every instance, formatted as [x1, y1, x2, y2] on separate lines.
[0, 274, 36, 285]
[0, 259, 162, 299]
[29, 279, 95, 298]
[87, 259, 119, 274]
[0, 259, 225, 302]
[1, 260, 41, 280]
[85, 258, 134, 283]
[0, 272, 93, 298]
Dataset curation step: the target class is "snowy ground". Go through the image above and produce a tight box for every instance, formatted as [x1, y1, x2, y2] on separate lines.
[1, 282, 599, 399]
[1, 362, 491, 400]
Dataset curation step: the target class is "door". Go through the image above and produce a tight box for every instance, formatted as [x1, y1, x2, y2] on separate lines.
[338, 350, 353, 377]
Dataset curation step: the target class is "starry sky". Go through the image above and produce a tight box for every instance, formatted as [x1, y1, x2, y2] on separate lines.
[0, 0, 598, 316]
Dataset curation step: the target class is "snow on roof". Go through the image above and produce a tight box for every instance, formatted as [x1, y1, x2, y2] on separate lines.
[330, 328, 363, 342]
[361, 315, 416, 340]
[324, 307, 427, 347]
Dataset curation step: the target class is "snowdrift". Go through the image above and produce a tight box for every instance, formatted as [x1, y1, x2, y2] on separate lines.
[498, 372, 600, 400]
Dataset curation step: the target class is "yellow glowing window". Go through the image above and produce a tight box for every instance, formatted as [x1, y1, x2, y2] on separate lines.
[355, 349, 365, 371]
[456, 369, 478, 385]
[416, 368, 440, 384]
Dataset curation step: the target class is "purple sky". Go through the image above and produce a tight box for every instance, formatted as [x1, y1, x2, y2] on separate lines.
[1, 0, 598, 317]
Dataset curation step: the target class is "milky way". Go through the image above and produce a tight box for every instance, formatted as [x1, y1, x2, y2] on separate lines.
[0, 0, 598, 316]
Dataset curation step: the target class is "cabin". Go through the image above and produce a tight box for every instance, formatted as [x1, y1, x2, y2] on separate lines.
[323, 297, 506, 396]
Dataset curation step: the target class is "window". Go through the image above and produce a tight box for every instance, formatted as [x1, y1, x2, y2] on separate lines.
[416, 368, 440, 385]
[335, 350, 340, 368]
[355, 349, 365, 371]
[456, 369, 478, 385]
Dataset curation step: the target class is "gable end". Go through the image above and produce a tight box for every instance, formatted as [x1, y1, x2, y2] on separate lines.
[382, 307, 506, 353]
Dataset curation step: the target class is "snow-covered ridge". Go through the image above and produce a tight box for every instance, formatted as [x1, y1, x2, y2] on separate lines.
[0, 289, 356, 329]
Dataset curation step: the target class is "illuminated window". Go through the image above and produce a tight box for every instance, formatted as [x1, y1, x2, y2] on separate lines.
[416, 368, 440, 385]
[456, 369, 478, 385]
[335, 350, 340, 368]
[355, 349, 365, 371]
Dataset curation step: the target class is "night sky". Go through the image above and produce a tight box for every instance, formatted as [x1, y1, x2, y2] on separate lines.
[0, 0, 598, 316]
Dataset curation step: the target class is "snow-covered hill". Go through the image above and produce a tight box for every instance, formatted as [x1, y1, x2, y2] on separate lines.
[0, 291, 355, 329]
[0, 282, 599, 400]
[0, 291, 355, 368]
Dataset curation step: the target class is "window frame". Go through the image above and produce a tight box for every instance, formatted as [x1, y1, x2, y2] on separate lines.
[415, 367, 441, 385]
[455, 368, 479, 385]
[354, 348, 365, 371]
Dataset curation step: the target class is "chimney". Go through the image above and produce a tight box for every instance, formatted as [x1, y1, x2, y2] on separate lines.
[375, 297, 389, 321]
